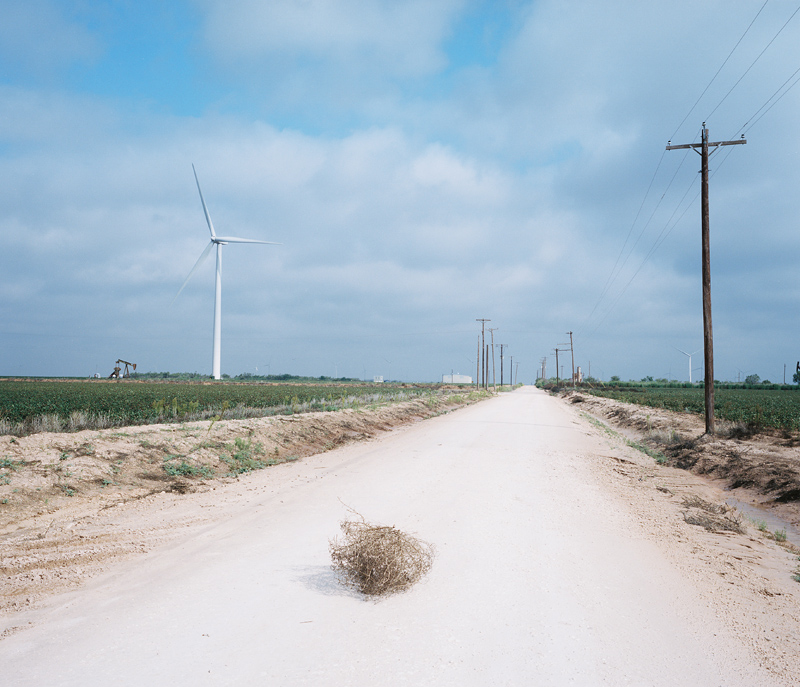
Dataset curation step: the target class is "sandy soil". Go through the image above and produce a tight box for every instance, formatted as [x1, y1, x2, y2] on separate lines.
[0, 393, 476, 617]
[1, 387, 799, 685]
[569, 390, 800, 535]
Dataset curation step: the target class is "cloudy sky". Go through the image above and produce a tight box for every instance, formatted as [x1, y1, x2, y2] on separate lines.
[1, 0, 799, 383]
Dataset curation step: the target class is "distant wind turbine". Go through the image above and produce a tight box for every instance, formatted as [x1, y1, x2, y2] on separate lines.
[175, 164, 280, 380]
[674, 347, 701, 383]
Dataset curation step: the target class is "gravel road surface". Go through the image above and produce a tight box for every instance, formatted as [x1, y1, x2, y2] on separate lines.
[0, 387, 789, 685]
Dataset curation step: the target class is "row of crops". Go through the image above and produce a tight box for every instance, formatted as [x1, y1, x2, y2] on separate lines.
[584, 386, 800, 430]
[0, 380, 437, 434]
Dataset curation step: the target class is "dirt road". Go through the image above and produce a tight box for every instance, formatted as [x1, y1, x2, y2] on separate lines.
[1, 387, 798, 685]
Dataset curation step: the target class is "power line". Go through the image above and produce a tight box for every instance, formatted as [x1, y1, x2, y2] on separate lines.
[706, 3, 800, 121]
[583, 4, 795, 340]
[582, 138, 698, 334]
[586, 150, 666, 321]
[585, 132, 750, 339]
[670, 0, 770, 141]
[732, 63, 800, 137]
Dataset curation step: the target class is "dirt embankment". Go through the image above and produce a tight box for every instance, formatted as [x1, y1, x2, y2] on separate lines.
[569, 391, 800, 530]
[0, 394, 481, 617]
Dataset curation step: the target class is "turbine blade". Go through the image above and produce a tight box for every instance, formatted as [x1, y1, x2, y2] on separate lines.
[172, 241, 214, 304]
[214, 236, 282, 245]
[192, 164, 216, 238]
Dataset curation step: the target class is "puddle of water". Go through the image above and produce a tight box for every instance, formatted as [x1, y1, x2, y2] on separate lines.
[725, 497, 800, 544]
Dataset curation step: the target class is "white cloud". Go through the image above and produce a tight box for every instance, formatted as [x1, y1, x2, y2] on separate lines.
[197, 0, 462, 77]
[0, 0, 99, 78]
[2, 0, 800, 381]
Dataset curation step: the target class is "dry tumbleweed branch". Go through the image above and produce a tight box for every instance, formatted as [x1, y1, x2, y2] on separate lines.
[329, 509, 434, 596]
[681, 496, 745, 533]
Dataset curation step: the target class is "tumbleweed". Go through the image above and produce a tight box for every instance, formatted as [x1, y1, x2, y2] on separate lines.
[329, 511, 434, 596]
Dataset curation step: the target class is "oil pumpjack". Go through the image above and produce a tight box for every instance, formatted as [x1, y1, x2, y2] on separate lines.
[109, 359, 136, 378]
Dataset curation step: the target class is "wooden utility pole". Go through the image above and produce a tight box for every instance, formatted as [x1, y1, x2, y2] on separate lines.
[567, 331, 575, 387]
[554, 348, 560, 386]
[499, 344, 507, 386]
[476, 336, 480, 388]
[667, 124, 746, 435]
[488, 328, 498, 390]
[476, 319, 490, 389]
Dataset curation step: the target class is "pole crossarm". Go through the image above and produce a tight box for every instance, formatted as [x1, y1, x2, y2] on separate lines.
[666, 138, 746, 151]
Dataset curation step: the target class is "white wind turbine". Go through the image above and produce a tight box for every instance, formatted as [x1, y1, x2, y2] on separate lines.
[674, 346, 701, 383]
[175, 164, 280, 380]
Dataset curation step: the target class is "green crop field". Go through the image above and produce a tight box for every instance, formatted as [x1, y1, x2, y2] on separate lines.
[585, 386, 800, 431]
[0, 379, 433, 434]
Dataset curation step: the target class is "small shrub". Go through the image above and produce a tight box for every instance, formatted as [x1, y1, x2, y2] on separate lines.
[221, 437, 266, 474]
[163, 459, 212, 478]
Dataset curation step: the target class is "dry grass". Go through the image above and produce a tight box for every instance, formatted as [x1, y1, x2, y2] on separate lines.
[681, 495, 745, 533]
[681, 495, 729, 514]
[329, 510, 434, 596]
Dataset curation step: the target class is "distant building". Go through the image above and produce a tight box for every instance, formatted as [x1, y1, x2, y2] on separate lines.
[442, 374, 472, 384]
[373, 376, 384, 383]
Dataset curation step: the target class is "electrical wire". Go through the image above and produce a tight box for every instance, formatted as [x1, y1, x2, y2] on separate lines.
[585, 174, 699, 337]
[706, 3, 800, 120]
[670, 0, 770, 142]
[582, 4, 797, 340]
[585, 150, 665, 321]
[728, 63, 800, 138]
[581, 132, 699, 334]
[585, 139, 748, 339]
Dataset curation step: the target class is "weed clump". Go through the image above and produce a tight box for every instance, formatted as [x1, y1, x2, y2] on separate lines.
[222, 437, 266, 474]
[681, 495, 745, 533]
[329, 510, 434, 596]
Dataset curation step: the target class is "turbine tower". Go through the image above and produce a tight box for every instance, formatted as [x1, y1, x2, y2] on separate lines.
[175, 165, 280, 380]
[675, 347, 701, 384]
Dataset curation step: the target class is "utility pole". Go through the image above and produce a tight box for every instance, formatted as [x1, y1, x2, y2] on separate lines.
[488, 328, 498, 391]
[554, 347, 571, 387]
[499, 344, 507, 386]
[541, 357, 547, 382]
[568, 331, 575, 387]
[554, 348, 560, 386]
[510, 356, 513, 386]
[476, 336, 480, 388]
[514, 362, 520, 385]
[667, 124, 746, 435]
[476, 319, 490, 389]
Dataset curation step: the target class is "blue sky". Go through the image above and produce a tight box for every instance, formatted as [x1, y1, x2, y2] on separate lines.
[1, 0, 799, 383]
